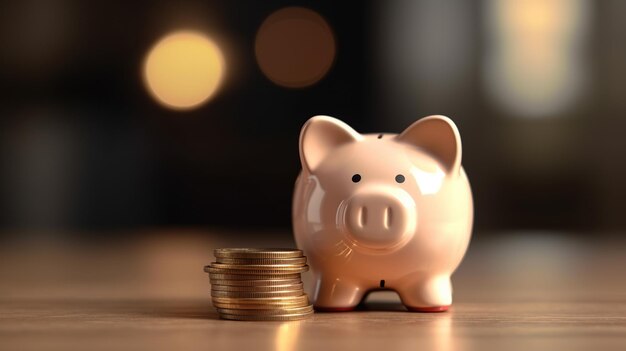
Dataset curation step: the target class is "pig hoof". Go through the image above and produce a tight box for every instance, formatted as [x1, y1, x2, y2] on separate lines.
[405, 305, 449, 313]
[314, 306, 356, 312]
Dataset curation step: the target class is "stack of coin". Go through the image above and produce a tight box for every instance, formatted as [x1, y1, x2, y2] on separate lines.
[205, 248, 313, 321]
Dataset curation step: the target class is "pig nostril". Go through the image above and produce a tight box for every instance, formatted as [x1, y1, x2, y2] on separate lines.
[360, 206, 367, 227]
[383, 207, 392, 229]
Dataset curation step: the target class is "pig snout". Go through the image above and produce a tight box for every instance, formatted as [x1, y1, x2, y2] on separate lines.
[343, 186, 416, 249]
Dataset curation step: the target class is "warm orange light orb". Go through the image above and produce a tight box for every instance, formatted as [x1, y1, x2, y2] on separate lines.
[255, 7, 336, 88]
[143, 31, 225, 110]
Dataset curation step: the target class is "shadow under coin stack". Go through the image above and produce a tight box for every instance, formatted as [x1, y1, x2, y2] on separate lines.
[205, 248, 313, 321]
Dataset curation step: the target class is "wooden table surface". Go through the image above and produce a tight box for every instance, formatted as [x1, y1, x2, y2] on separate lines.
[1, 230, 625, 350]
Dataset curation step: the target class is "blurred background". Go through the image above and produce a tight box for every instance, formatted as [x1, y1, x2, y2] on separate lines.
[2, 4, 626, 349]
[1, 0, 626, 239]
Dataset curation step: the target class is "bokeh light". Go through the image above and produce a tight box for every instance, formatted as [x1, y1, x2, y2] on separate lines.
[483, 0, 590, 118]
[255, 7, 336, 88]
[143, 31, 225, 110]
[378, 0, 474, 128]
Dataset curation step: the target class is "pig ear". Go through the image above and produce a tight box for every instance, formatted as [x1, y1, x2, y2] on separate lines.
[396, 115, 462, 175]
[299, 116, 362, 172]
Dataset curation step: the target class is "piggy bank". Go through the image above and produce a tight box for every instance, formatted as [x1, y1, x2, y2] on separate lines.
[292, 115, 473, 312]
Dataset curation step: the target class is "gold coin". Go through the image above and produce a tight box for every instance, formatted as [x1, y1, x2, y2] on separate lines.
[219, 311, 313, 321]
[209, 278, 301, 286]
[206, 265, 308, 275]
[210, 262, 307, 270]
[211, 289, 303, 298]
[212, 300, 310, 310]
[216, 257, 307, 265]
[214, 248, 303, 259]
[212, 295, 309, 305]
[208, 273, 301, 280]
[216, 305, 313, 315]
[211, 282, 303, 292]
[210, 262, 306, 270]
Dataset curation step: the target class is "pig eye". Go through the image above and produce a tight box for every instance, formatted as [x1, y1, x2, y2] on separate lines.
[395, 174, 405, 183]
[351, 174, 361, 183]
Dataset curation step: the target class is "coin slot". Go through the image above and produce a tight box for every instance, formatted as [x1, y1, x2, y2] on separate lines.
[380, 280, 385, 288]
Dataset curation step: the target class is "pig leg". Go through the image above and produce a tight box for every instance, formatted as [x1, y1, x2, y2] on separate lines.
[313, 275, 365, 311]
[396, 275, 452, 312]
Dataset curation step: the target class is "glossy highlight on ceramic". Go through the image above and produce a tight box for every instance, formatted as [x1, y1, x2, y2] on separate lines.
[292, 115, 473, 312]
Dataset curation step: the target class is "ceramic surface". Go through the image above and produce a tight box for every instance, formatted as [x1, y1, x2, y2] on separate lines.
[292, 115, 473, 311]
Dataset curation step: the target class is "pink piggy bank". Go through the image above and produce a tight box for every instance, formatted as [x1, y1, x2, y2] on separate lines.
[292, 115, 473, 312]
